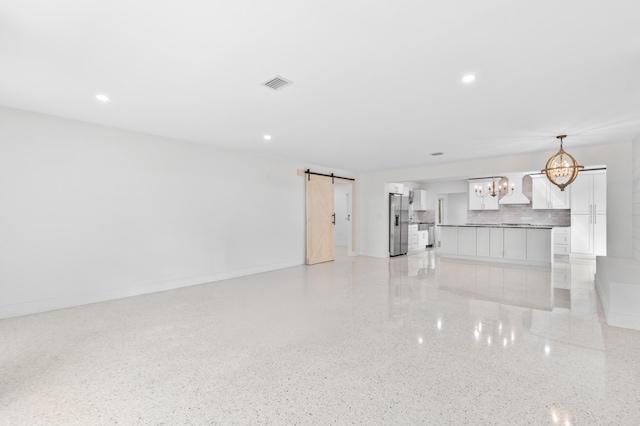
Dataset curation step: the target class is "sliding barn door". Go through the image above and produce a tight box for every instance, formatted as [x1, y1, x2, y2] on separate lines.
[306, 174, 334, 265]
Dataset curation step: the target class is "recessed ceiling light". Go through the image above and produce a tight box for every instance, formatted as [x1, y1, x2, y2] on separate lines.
[263, 135, 272, 141]
[96, 94, 110, 102]
[462, 74, 476, 83]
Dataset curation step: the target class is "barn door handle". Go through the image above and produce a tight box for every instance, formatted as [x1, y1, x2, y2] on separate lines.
[332, 213, 336, 225]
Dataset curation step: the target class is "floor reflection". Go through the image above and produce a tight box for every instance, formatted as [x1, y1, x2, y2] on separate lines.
[387, 248, 606, 354]
[388, 248, 595, 312]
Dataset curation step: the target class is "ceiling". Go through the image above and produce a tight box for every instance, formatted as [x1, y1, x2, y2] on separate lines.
[2, 0, 639, 173]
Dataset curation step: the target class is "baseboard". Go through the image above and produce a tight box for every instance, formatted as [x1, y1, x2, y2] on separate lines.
[0, 257, 305, 320]
[357, 250, 388, 258]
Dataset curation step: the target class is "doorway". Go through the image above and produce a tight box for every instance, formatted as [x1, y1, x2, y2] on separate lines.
[334, 182, 352, 252]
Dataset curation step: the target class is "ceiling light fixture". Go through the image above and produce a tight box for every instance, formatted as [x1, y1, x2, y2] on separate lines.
[474, 177, 514, 198]
[541, 135, 583, 191]
[462, 74, 476, 83]
[96, 94, 110, 102]
[263, 135, 272, 141]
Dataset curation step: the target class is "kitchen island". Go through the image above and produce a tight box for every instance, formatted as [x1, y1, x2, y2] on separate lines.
[439, 224, 554, 267]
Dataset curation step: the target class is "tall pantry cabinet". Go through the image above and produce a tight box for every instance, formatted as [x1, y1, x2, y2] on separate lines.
[570, 170, 606, 256]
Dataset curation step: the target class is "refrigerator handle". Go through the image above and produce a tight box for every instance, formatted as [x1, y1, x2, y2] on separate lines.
[395, 215, 399, 226]
[332, 213, 336, 225]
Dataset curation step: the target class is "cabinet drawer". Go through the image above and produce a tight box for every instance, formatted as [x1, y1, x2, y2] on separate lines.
[554, 235, 570, 244]
[555, 227, 570, 235]
[554, 245, 570, 255]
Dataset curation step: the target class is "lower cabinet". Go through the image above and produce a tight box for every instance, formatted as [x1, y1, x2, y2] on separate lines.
[504, 228, 527, 260]
[440, 227, 458, 254]
[458, 227, 477, 256]
[439, 226, 552, 266]
[553, 227, 571, 255]
[489, 228, 504, 258]
[408, 224, 418, 251]
[477, 227, 504, 258]
[418, 230, 428, 248]
[526, 229, 552, 262]
[571, 214, 606, 256]
[476, 227, 490, 257]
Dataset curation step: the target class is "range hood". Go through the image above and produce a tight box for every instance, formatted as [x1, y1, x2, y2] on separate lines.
[499, 173, 531, 205]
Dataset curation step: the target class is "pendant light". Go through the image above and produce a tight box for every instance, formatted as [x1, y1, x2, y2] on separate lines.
[541, 135, 584, 191]
[474, 177, 514, 198]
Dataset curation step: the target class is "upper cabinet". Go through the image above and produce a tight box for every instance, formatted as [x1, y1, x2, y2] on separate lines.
[570, 170, 607, 257]
[412, 190, 428, 210]
[531, 175, 571, 209]
[468, 181, 499, 210]
[571, 171, 606, 215]
[388, 183, 404, 194]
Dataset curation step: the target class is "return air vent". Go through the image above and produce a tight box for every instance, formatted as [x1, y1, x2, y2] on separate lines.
[262, 75, 293, 91]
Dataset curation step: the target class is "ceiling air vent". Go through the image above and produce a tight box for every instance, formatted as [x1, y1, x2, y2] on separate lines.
[430, 152, 444, 156]
[262, 75, 293, 91]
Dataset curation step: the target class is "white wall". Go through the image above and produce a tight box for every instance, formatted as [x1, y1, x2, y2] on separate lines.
[445, 193, 468, 225]
[0, 107, 354, 318]
[357, 143, 633, 258]
[424, 180, 467, 211]
[634, 133, 640, 262]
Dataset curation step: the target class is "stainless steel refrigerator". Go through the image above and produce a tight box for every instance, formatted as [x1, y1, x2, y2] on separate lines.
[389, 194, 409, 256]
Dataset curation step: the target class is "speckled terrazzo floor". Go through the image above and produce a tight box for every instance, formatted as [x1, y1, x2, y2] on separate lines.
[2, 248, 639, 425]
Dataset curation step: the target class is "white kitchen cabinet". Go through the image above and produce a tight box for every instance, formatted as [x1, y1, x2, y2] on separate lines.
[468, 181, 499, 210]
[440, 227, 458, 254]
[439, 225, 552, 267]
[418, 230, 428, 248]
[526, 229, 552, 262]
[412, 190, 428, 211]
[532, 175, 571, 209]
[571, 214, 606, 256]
[476, 227, 490, 257]
[593, 215, 606, 255]
[389, 183, 404, 194]
[570, 170, 606, 256]
[503, 228, 527, 260]
[408, 224, 418, 251]
[457, 227, 477, 256]
[571, 215, 591, 254]
[489, 228, 504, 258]
[553, 227, 571, 256]
[571, 171, 606, 215]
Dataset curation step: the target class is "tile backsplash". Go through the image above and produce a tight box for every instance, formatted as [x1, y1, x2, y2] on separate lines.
[467, 205, 571, 226]
[466, 174, 570, 226]
[413, 210, 435, 223]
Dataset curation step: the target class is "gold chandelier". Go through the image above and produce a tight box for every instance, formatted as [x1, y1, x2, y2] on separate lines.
[541, 135, 583, 191]
[474, 177, 514, 198]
